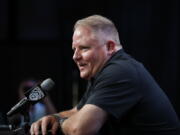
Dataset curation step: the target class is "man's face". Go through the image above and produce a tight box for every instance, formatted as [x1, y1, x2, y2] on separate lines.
[72, 26, 109, 80]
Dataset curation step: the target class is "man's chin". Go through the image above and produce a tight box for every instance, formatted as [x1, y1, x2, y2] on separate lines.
[80, 73, 90, 80]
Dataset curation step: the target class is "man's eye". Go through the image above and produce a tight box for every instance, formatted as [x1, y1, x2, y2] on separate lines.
[82, 47, 90, 50]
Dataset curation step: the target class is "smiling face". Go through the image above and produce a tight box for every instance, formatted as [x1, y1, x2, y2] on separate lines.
[72, 26, 111, 80]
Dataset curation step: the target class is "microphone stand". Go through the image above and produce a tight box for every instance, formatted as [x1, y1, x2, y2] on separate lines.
[12, 105, 31, 135]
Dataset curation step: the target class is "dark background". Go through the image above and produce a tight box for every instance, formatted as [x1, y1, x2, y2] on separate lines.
[0, 0, 179, 121]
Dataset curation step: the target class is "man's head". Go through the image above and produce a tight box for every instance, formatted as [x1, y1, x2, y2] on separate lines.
[72, 15, 122, 80]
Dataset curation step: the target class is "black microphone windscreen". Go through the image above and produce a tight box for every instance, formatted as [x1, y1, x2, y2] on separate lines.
[40, 78, 55, 92]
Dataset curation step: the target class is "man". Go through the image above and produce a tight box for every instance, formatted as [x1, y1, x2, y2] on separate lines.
[30, 15, 180, 135]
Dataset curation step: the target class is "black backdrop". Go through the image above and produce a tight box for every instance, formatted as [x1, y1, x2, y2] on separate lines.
[0, 0, 179, 119]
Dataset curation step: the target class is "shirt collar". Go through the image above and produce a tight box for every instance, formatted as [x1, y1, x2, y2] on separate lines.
[90, 48, 124, 82]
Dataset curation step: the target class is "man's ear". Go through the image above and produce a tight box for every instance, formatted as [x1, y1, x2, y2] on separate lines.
[106, 40, 116, 55]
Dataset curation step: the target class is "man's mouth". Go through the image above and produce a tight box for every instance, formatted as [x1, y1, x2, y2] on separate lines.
[78, 63, 87, 70]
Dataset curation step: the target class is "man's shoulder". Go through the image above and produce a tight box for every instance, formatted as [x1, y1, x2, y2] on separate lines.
[93, 49, 143, 84]
[101, 55, 139, 78]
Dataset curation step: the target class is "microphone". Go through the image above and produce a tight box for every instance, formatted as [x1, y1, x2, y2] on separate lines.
[7, 78, 55, 117]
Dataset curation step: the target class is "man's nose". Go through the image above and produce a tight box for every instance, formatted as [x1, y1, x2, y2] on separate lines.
[73, 50, 81, 61]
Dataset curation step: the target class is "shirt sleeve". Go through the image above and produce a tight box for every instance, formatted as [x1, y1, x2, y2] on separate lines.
[76, 82, 91, 110]
[76, 91, 87, 110]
